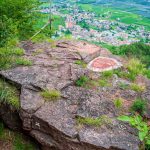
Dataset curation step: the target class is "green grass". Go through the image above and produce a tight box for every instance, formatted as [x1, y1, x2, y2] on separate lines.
[0, 121, 37, 150]
[76, 115, 111, 127]
[75, 76, 89, 87]
[16, 58, 33, 66]
[78, 4, 150, 30]
[98, 79, 110, 87]
[0, 79, 20, 109]
[130, 84, 145, 92]
[75, 60, 87, 68]
[118, 82, 129, 90]
[41, 89, 61, 101]
[101, 70, 114, 79]
[114, 98, 123, 109]
[131, 98, 147, 115]
[35, 13, 65, 32]
[126, 58, 148, 81]
[0, 46, 32, 70]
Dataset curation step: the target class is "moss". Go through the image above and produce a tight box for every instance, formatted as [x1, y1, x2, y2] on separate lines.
[0, 79, 20, 109]
[41, 89, 61, 101]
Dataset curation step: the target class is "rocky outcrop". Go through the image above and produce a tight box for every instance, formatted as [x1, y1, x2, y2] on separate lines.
[0, 41, 145, 150]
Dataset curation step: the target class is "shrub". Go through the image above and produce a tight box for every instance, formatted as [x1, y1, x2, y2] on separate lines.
[114, 98, 123, 109]
[131, 99, 147, 115]
[75, 76, 89, 87]
[111, 42, 150, 67]
[0, 0, 40, 46]
[143, 69, 150, 79]
[126, 59, 146, 79]
[118, 115, 150, 150]
[126, 58, 149, 81]
[130, 84, 145, 92]
[41, 89, 61, 101]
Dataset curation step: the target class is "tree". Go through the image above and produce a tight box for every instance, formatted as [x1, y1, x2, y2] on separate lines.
[0, 0, 40, 47]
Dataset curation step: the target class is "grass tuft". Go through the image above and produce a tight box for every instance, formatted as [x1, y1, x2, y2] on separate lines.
[131, 98, 147, 115]
[75, 60, 87, 68]
[0, 121, 37, 150]
[76, 115, 111, 127]
[0, 79, 20, 109]
[101, 70, 113, 79]
[118, 82, 129, 90]
[130, 83, 145, 92]
[16, 58, 32, 66]
[0, 46, 32, 70]
[75, 76, 89, 87]
[41, 89, 61, 101]
[114, 98, 123, 109]
[98, 79, 110, 87]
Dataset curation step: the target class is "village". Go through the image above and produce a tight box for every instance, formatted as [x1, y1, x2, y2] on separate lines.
[41, 1, 150, 46]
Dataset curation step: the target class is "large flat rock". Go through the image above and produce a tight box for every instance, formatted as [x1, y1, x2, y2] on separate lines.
[0, 41, 141, 150]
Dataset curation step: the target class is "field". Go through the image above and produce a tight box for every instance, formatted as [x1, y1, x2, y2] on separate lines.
[35, 13, 65, 31]
[78, 4, 150, 30]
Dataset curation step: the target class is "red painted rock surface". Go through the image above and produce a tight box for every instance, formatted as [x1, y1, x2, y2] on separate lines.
[87, 56, 122, 72]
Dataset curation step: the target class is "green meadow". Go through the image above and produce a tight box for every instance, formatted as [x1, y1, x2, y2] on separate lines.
[78, 4, 150, 30]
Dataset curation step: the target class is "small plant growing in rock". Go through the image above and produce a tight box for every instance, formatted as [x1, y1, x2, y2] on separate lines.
[126, 58, 147, 81]
[118, 115, 150, 150]
[75, 60, 87, 68]
[16, 58, 32, 66]
[101, 70, 113, 79]
[41, 89, 61, 101]
[0, 79, 20, 109]
[75, 76, 89, 87]
[98, 79, 110, 87]
[113, 69, 127, 78]
[130, 99, 147, 115]
[114, 98, 123, 109]
[118, 82, 129, 90]
[32, 49, 43, 56]
[130, 83, 145, 92]
[76, 115, 111, 127]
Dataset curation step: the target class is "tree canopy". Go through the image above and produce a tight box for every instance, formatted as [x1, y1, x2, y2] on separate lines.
[0, 0, 40, 46]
